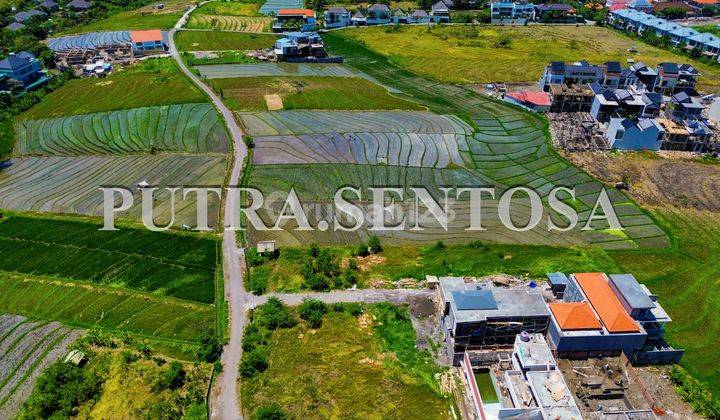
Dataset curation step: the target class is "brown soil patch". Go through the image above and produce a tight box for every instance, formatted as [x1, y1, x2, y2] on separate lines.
[264, 94, 283, 111]
[358, 313, 373, 330]
[356, 254, 387, 272]
[565, 151, 720, 212]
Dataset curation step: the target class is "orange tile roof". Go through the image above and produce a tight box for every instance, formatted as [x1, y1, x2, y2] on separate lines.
[506, 91, 552, 106]
[549, 302, 603, 330]
[574, 273, 640, 333]
[692, 0, 718, 4]
[277, 8, 316, 17]
[130, 29, 163, 43]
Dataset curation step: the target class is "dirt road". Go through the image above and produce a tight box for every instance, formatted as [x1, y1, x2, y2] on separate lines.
[170, 5, 250, 419]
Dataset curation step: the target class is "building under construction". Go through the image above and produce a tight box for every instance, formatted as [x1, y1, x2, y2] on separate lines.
[438, 277, 550, 365]
[549, 84, 595, 112]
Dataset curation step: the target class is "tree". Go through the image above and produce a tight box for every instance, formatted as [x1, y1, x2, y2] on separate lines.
[197, 328, 222, 362]
[253, 404, 286, 420]
[253, 297, 297, 330]
[239, 346, 269, 378]
[20, 362, 102, 419]
[298, 298, 328, 328]
[156, 361, 186, 390]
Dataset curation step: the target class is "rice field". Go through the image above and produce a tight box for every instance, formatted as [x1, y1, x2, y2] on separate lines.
[187, 14, 272, 32]
[175, 30, 278, 51]
[197, 63, 365, 79]
[15, 103, 230, 156]
[0, 215, 220, 303]
[0, 155, 227, 228]
[0, 274, 215, 341]
[0, 315, 83, 418]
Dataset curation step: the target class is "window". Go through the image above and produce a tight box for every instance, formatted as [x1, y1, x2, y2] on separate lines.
[615, 130, 625, 140]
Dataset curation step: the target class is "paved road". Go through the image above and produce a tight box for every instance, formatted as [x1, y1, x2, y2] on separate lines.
[170, 5, 249, 420]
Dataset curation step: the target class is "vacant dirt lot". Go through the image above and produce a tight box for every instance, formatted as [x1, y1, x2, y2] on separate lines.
[566, 151, 720, 212]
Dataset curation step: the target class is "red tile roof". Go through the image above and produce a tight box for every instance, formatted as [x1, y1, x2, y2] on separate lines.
[574, 273, 640, 334]
[506, 91, 552, 107]
[692, 0, 719, 4]
[277, 8, 316, 17]
[549, 302, 603, 331]
[130, 29, 163, 43]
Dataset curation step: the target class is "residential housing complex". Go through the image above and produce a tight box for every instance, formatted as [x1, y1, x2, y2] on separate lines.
[490, 0, 536, 23]
[536, 59, 717, 152]
[323, 1, 453, 28]
[0, 51, 46, 90]
[609, 9, 720, 60]
[273, 9, 318, 32]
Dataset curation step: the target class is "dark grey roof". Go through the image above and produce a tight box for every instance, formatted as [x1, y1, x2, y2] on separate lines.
[637, 119, 659, 131]
[660, 62, 678, 74]
[40, 0, 58, 8]
[27, 9, 47, 16]
[352, 11, 365, 18]
[672, 91, 691, 103]
[368, 3, 390, 11]
[14, 11, 31, 21]
[678, 63, 699, 75]
[0, 51, 37, 71]
[537, 3, 573, 12]
[5, 22, 25, 31]
[546, 272, 569, 286]
[642, 92, 663, 105]
[393, 8, 406, 16]
[589, 81, 605, 94]
[602, 90, 618, 102]
[605, 61, 622, 73]
[412, 9, 428, 17]
[550, 61, 565, 73]
[327, 6, 348, 14]
[67, 0, 92, 9]
[432, 0, 449, 11]
[609, 274, 656, 310]
[442, 0, 454, 6]
[620, 119, 636, 130]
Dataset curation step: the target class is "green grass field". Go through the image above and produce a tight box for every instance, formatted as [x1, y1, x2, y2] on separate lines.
[57, 0, 195, 34]
[0, 214, 219, 303]
[340, 25, 720, 93]
[193, 0, 264, 16]
[211, 76, 424, 111]
[19, 59, 206, 119]
[697, 24, 720, 36]
[241, 303, 452, 418]
[175, 30, 278, 51]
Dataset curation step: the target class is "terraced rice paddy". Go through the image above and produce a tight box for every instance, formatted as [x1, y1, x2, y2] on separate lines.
[258, 0, 302, 15]
[187, 14, 272, 32]
[0, 155, 227, 228]
[0, 215, 220, 303]
[242, 32, 668, 250]
[175, 31, 278, 51]
[15, 103, 230, 156]
[46, 31, 134, 52]
[0, 315, 83, 418]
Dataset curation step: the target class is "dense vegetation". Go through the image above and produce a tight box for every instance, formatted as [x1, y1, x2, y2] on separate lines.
[241, 301, 451, 418]
[19, 332, 211, 419]
[669, 365, 720, 418]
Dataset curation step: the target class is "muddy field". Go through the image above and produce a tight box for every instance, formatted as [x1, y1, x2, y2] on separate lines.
[636, 366, 701, 419]
[565, 151, 720, 212]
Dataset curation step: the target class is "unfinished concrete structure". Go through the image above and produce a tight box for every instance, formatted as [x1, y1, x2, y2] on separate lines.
[438, 277, 550, 365]
[549, 84, 595, 112]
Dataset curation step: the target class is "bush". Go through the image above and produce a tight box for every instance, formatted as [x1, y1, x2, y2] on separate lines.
[355, 242, 370, 257]
[239, 346, 269, 378]
[343, 302, 364, 316]
[243, 135, 254, 148]
[299, 298, 328, 328]
[668, 365, 720, 418]
[242, 323, 271, 353]
[368, 236, 382, 254]
[253, 404, 286, 420]
[121, 350, 139, 364]
[156, 361, 186, 391]
[19, 361, 102, 419]
[197, 328, 222, 363]
[248, 265, 271, 295]
[253, 297, 297, 330]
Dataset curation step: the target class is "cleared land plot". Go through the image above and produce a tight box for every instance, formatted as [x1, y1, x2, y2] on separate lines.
[212, 76, 423, 111]
[239, 110, 471, 136]
[187, 14, 272, 32]
[56, 0, 194, 34]
[193, 1, 263, 16]
[339, 25, 720, 93]
[252, 132, 469, 168]
[19, 60, 206, 119]
[15, 103, 230, 156]
[0, 215, 219, 303]
[0, 273, 214, 342]
[175, 30, 278, 51]
[241, 305, 451, 418]
[0, 155, 227, 230]
[0, 315, 83, 418]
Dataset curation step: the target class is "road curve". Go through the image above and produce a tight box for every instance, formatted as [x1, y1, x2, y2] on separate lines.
[170, 5, 249, 419]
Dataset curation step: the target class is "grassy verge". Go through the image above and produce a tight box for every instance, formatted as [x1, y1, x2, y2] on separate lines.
[240, 299, 452, 418]
[211, 76, 425, 111]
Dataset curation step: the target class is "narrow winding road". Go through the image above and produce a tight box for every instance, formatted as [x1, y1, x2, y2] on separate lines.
[169, 10, 435, 419]
[170, 6, 250, 419]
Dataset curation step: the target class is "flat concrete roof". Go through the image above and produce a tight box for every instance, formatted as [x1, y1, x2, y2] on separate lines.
[526, 370, 583, 419]
[440, 277, 549, 323]
[514, 334, 556, 369]
[609, 274, 655, 310]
